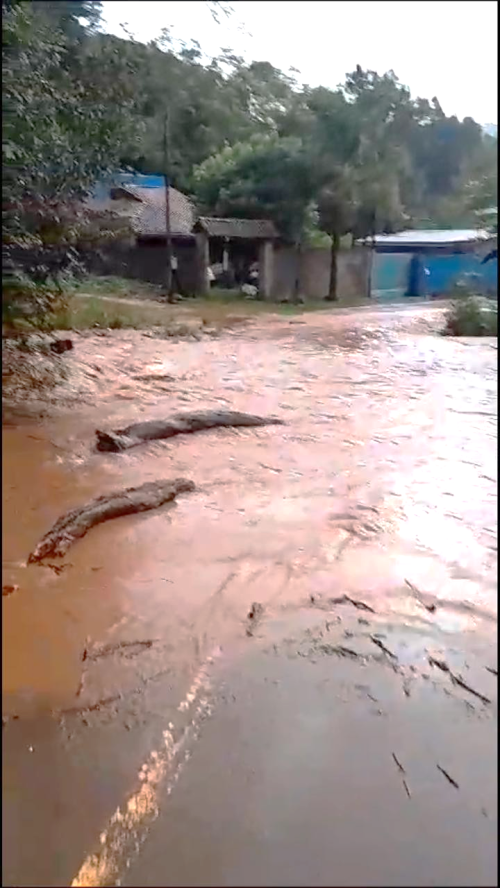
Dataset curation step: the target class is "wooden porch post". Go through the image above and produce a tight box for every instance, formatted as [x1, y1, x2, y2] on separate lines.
[196, 232, 210, 296]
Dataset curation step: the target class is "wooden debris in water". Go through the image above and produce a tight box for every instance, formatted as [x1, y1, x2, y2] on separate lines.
[96, 410, 285, 452]
[28, 479, 195, 562]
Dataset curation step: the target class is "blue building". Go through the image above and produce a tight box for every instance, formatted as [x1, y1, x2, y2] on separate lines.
[89, 170, 165, 202]
[366, 230, 497, 300]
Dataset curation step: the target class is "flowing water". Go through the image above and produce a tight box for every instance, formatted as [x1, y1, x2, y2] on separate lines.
[2, 304, 497, 886]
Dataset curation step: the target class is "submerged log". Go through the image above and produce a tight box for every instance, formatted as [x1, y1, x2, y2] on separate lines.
[95, 410, 285, 453]
[28, 478, 195, 563]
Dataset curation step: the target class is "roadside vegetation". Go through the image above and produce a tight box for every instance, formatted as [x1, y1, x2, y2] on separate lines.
[443, 295, 498, 337]
[3, 273, 369, 338]
[5, 291, 342, 334]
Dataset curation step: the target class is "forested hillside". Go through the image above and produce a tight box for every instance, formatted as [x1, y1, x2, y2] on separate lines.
[3, 0, 497, 314]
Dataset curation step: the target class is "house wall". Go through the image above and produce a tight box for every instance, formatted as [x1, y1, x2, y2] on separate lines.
[85, 240, 199, 294]
[272, 246, 369, 300]
[371, 253, 412, 300]
[424, 253, 497, 297]
[372, 250, 498, 299]
[84, 239, 369, 301]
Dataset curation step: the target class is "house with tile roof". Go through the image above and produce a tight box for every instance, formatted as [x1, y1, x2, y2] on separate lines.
[85, 173, 278, 297]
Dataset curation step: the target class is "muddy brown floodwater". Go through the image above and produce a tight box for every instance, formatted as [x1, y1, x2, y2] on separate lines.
[2, 303, 498, 887]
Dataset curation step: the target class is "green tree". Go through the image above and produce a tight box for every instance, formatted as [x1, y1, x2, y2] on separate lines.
[3, 0, 141, 323]
[300, 87, 360, 297]
[317, 168, 356, 299]
[123, 44, 300, 191]
[193, 134, 317, 297]
[193, 134, 316, 242]
[30, 0, 103, 36]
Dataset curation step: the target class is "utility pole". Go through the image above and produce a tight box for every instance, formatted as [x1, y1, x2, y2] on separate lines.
[163, 109, 173, 297]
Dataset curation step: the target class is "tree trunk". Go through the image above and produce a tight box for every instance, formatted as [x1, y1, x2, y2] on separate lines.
[95, 410, 285, 452]
[292, 239, 303, 303]
[325, 232, 340, 301]
[28, 479, 195, 563]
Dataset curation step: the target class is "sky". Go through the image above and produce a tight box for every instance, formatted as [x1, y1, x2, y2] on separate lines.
[100, 0, 498, 124]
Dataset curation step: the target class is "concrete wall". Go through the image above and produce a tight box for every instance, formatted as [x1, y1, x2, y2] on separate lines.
[272, 246, 369, 301]
[86, 241, 370, 302]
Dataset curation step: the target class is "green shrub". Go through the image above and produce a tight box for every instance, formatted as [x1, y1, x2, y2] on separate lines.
[2, 269, 70, 331]
[443, 295, 498, 337]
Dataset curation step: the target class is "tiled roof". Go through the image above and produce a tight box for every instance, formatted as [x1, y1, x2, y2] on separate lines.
[195, 217, 278, 239]
[86, 183, 278, 240]
[86, 184, 195, 237]
[123, 185, 195, 237]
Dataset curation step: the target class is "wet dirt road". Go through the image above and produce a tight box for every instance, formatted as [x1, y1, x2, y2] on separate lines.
[2, 304, 497, 886]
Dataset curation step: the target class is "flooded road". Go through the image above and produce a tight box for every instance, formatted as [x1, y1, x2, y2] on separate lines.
[2, 304, 497, 886]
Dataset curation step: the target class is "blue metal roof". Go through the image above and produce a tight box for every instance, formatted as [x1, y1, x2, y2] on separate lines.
[361, 229, 492, 248]
[89, 171, 164, 201]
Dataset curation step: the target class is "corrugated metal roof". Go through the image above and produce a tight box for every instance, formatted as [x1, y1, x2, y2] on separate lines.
[362, 229, 492, 247]
[195, 217, 278, 239]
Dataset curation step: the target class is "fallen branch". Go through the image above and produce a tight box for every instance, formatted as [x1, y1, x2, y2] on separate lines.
[83, 639, 157, 662]
[428, 656, 451, 673]
[96, 410, 285, 452]
[318, 644, 361, 660]
[330, 594, 376, 613]
[404, 579, 436, 612]
[28, 479, 195, 563]
[391, 752, 406, 774]
[391, 752, 411, 798]
[59, 693, 122, 716]
[370, 635, 398, 660]
[450, 674, 491, 705]
[436, 764, 459, 789]
[402, 779, 412, 798]
[428, 656, 491, 705]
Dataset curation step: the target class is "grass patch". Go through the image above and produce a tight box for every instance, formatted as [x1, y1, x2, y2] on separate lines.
[72, 275, 369, 312]
[46, 296, 178, 330]
[189, 288, 371, 317]
[191, 290, 331, 316]
[71, 275, 163, 300]
[5, 274, 371, 334]
[25, 294, 264, 332]
[443, 296, 498, 337]
[60, 294, 330, 330]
